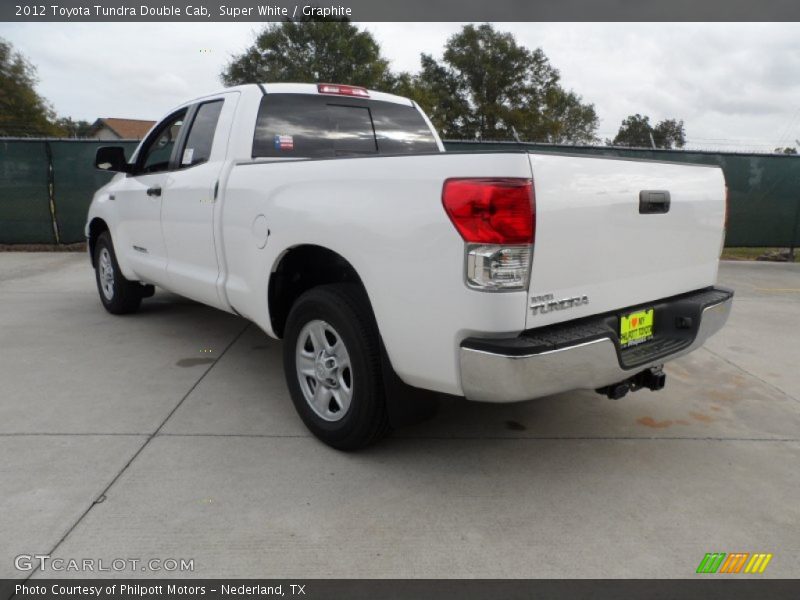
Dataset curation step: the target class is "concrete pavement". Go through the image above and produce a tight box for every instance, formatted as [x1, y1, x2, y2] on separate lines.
[1, 254, 798, 579]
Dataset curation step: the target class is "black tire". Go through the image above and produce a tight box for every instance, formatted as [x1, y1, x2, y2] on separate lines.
[93, 231, 144, 314]
[283, 284, 391, 450]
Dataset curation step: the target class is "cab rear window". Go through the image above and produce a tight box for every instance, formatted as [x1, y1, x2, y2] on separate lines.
[252, 93, 438, 158]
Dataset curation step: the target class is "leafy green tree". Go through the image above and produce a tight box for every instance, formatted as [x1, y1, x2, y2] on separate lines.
[392, 56, 474, 139]
[0, 37, 60, 136]
[221, 22, 599, 144]
[652, 118, 686, 149]
[221, 17, 392, 89]
[54, 117, 93, 138]
[612, 114, 686, 149]
[610, 114, 652, 147]
[774, 146, 798, 155]
[410, 24, 598, 143]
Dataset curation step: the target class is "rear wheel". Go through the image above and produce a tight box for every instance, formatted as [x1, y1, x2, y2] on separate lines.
[94, 231, 144, 314]
[283, 284, 390, 450]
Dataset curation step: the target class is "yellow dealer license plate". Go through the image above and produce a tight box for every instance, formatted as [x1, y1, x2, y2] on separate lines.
[620, 308, 654, 347]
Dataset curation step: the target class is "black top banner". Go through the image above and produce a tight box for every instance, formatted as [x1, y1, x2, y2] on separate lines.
[3, 0, 800, 22]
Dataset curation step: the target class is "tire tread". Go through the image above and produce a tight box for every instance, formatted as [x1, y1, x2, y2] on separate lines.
[284, 283, 391, 450]
[94, 231, 143, 315]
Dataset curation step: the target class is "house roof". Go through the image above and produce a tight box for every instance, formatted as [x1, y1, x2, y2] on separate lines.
[91, 118, 156, 139]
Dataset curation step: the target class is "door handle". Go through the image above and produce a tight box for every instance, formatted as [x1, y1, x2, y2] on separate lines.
[639, 190, 670, 214]
[146, 186, 162, 197]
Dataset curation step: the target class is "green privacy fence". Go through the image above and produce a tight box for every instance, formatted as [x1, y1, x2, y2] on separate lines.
[0, 139, 139, 244]
[50, 140, 139, 244]
[0, 138, 799, 246]
[445, 141, 800, 248]
[0, 140, 56, 244]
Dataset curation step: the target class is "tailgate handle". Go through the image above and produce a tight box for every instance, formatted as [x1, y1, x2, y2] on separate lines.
[639, 190, 670, 214]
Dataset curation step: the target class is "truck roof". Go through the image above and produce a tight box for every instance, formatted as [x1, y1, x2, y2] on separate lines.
[192, 83, 415, 107]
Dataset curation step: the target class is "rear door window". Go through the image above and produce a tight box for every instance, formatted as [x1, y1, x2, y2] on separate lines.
[252, 93, 438, 158]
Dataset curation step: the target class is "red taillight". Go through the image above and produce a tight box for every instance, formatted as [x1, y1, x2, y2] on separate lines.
[442, 178, 535, 244]
[317, 83, 370, 98]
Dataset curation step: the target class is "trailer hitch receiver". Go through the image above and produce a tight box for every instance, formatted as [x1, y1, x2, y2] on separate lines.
[597, 366, 666, 400]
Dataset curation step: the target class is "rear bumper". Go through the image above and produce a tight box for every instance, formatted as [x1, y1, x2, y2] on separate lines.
[459, 287, 733, 403]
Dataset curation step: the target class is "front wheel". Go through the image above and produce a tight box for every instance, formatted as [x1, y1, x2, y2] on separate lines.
[283, 284, 391, 450]
[94, 231, 144, 314]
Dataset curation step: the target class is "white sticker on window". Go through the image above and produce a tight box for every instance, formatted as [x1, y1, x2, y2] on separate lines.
[182, 148, 194, 165]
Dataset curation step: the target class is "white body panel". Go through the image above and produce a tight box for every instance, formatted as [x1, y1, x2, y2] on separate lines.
[86, 83, 726, 398]
[108, 170, 168, 283]
[526, 154, 726, 328]
[222, 152, 533, 394]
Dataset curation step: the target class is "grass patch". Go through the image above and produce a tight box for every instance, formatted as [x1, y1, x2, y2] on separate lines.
[0, 242, 86, 252]
[721, 247, 798, 262]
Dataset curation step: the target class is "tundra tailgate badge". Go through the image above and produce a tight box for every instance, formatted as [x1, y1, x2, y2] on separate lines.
[530, 293, 589, 315]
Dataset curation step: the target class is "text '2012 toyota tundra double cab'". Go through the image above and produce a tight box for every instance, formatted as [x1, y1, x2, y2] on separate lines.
[87, 83, 733, 449]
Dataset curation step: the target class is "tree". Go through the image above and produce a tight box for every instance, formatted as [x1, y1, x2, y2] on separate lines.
[774, 146, 798, 155]
[54, 117, 93, 138]
[0, 37, 60, 136]
[392, 56, 474, 139]
[221, 17, 392, 89]
[409, 24, 598, 143]
[610, 114, 652, 147]
[612, 114, 686, 149]
[652, 118, 686, 149]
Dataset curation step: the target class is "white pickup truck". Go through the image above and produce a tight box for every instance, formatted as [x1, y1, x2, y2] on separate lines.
[87, 83, 733, 449]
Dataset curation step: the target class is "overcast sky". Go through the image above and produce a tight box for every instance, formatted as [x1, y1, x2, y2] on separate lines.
[1, 22, 799, 151]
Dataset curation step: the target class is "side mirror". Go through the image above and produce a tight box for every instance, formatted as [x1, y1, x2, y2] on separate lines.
[95, 146, 131, 173]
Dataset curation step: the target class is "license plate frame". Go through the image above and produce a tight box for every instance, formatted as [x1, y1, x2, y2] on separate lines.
[620, 308, 654, 347]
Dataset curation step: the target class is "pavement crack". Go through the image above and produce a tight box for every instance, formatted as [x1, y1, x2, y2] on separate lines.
[150, 322, 250, 439]
[19, 321, 251, 583]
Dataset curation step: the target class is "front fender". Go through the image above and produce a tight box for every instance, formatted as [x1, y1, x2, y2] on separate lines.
[86, 179, 138, 281]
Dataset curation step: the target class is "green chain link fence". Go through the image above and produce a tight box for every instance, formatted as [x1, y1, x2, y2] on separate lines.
[1, 138, 798, 246]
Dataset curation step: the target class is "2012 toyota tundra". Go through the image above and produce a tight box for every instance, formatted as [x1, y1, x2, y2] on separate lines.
[86, 83, 733, 449]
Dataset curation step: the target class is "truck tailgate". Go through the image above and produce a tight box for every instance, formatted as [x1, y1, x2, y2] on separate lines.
[526, 153, 726, 329]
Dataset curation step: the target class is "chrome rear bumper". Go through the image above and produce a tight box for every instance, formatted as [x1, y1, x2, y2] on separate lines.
[459, 289, 733, 403]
